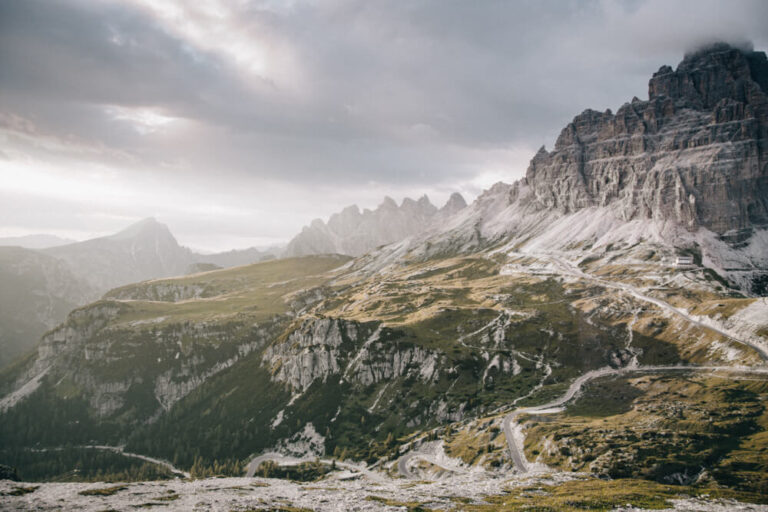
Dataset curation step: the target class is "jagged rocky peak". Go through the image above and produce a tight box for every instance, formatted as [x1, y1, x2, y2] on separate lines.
[526, 41, 768, 235]
[380, 196, 398, 209]
[649, 42, 768, 109]
[285, 193, 467, 257]
[401, 194, 438, 217]
[441, 192, 468, 215]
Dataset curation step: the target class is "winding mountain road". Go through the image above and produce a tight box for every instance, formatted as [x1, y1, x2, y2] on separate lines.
[498, 251, 768, 470]
[397, 452, 420, 479]
[503, 364, 768, 473]
[538, 253, 768, 361]
[391, 252, 768, 479]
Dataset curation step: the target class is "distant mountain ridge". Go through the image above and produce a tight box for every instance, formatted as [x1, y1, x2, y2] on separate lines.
[45, 218, 195, 293]
[285, 193, 467, 257]
[0, 218, 280, 369]
[0, 246, 95, 368]
[198, 246, 281, 269]
[0, 234, 77, 249]
[43, 217, 280, 293]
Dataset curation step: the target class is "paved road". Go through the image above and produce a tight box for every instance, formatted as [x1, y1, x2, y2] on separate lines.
[400, 252, 768, 477]
[503, 365, 768, 473]
[397, 452, 419, 479]
[539, 253, 768, 361]
[502, 365, 629, 472]
[395, 444, 465, 480]
[90, 445, 191, 478]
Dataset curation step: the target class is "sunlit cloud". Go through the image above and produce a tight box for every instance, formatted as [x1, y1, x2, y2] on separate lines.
[120, 0, 293, 84]
[105, 106, 181, 134]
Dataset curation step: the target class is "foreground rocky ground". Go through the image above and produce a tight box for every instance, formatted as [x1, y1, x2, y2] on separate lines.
[3, 471, 768, 511]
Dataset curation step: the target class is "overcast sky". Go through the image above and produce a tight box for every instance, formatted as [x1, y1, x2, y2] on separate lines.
[1, 0, 766, 251]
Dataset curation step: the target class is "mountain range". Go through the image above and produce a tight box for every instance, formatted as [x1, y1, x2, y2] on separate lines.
[1, 42, 768, 503]
[0, 234, 77, 249]
[284, 193, 467, 257]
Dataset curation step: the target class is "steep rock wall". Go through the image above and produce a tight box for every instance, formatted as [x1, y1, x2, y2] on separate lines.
[526, 43, 768, 236]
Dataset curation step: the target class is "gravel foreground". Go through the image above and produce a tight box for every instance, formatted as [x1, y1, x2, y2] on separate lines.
[3, 471, 768, 511]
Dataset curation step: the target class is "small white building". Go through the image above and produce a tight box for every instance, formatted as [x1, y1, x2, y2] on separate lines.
[675, 255, 694, 267]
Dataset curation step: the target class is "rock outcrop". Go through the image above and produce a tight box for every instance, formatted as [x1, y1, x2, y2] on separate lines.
[526, 42, 768, 236]
[285, 194, 467, 257]
[263, 318, 444, 392]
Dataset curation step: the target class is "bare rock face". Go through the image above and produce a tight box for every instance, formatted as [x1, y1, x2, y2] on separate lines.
[263, 317, 444, 393]
[526, 42, 768, 236]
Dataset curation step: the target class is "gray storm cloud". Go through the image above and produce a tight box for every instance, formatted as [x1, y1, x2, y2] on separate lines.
[1, 0, 766, 250]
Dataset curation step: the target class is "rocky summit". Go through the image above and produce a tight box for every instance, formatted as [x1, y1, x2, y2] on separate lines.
[364, 43, 768, 296]
[527, 43, 768, 236]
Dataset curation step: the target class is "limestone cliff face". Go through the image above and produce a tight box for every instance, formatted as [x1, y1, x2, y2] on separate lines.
[526, 43, 768, 236]
[263, 318, 444, 393]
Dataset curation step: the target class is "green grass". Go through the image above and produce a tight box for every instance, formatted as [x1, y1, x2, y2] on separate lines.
[365, 495, 434, 511]
[467, 477, 768, 511]
[522, 374, 768, 492]
[102, 255, 351, 325]
[565, 376, 643, 417]
[154, 492, 180, 501]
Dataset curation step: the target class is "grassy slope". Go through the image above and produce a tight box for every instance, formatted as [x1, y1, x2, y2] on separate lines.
[522, 373, 768, 493]
[466, 477, 768, 511]
[2, 248, 766, 487]
[103, 254, 352, 325]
